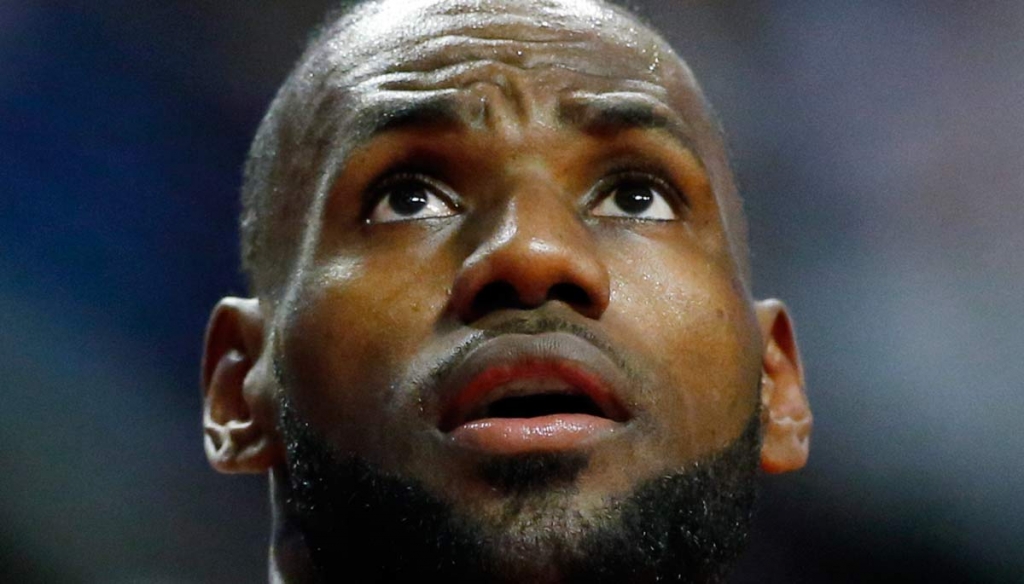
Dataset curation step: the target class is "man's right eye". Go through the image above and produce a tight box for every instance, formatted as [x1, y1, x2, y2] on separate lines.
[367, 174, 459, 224]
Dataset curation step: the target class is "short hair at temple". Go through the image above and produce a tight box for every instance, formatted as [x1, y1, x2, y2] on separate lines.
[237, 0, 751, 300]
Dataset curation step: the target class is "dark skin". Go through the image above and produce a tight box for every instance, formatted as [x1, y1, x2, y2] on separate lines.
[202, 1, 811, 581]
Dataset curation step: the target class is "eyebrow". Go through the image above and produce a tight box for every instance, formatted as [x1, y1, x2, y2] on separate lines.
[557, 91, 698, 152]
[341, 88, 697, 154]
[344, 89, 478, 145]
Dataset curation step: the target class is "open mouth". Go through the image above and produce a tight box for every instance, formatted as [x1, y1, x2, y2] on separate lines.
[434, 333, 633, 454]
[479, 392, 607, 420]
[439, 363, 630, 434]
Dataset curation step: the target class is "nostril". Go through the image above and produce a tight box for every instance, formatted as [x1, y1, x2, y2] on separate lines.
[548, 283, 592, 312]
[466, 281, 597, 321]
[471, 281, 526, 318]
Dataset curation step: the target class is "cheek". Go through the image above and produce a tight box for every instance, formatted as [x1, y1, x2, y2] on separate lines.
[277, 243, 456, 463]
[603, 237, 761, 461]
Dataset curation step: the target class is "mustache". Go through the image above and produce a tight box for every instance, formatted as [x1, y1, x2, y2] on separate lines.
[420, 314, 642, 395]
[270, 314, 646, 408]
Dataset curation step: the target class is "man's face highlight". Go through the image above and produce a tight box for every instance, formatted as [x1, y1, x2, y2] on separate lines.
[243, 1, 780, 580]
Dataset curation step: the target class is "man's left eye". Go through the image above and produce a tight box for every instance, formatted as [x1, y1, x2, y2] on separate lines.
[589, 176, 678, 221]
[367, 174, 459, 224]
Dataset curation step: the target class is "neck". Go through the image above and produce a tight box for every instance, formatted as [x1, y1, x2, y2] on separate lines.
[268, 468, 316, 584]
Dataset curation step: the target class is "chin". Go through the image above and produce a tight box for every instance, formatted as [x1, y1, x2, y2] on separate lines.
[276, 395, 762, 583]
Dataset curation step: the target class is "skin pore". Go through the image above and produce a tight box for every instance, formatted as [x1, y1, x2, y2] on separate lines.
[201, 1, 812, 582]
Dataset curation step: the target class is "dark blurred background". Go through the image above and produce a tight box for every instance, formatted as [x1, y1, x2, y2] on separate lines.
[2, 0, 1021, 582]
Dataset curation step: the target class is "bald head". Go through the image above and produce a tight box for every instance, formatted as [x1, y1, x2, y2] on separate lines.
[239, 0, 749, 299]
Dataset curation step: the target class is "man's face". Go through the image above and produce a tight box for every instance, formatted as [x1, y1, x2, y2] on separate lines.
[258, 0, 767, 579]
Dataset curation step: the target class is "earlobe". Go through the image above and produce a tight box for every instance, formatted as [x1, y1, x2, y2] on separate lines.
[201, 297, 284, 474]
[755, 299, 812, 474]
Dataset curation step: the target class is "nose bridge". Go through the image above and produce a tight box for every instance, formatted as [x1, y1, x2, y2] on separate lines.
[490, 192, 581, 271]
[502, 172, 577, 244]
[494, 157, 585, 250]
[449, 170, 611, 322]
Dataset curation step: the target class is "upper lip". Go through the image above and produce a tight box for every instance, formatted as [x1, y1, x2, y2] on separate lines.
[436, 331, 633, 432]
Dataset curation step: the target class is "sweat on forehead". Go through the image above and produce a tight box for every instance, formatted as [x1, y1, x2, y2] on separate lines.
[239, 0, 750, 298]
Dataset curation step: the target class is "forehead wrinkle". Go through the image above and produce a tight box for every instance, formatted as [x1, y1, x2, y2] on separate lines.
[366, 60, 666, 93]
[327, 13, 591, 75]
[344, 36, 592, 82]
[312, 0, 664, 88]
[340, 35, 661, 89]
[335, 57, 673, 143]
[300, 1, 671, 143]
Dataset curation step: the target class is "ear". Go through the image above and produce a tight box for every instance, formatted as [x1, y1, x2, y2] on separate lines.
[201, 297, 283, 474]
[755, 299, 812, 473]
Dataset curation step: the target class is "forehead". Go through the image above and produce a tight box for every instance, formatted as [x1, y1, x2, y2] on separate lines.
[335, 0, 654, 70]
[299, 0, 712, 136]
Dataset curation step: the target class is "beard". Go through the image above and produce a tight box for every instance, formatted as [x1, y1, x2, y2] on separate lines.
[277, 396, 761, 584]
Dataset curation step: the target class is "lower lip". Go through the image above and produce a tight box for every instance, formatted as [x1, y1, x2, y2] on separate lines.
[447, 414, 620, 455]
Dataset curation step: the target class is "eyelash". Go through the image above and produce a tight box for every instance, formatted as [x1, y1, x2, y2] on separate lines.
[363, 170, 458, 216]
[589, 169, 689, 211]
[362, 166, 688, 220]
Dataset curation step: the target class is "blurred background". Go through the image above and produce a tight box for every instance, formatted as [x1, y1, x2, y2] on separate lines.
[2, 0, 1021, 581]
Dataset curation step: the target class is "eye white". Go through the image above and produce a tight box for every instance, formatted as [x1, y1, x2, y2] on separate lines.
[590, 179, 678, 221]
[367, 177, 458, 224]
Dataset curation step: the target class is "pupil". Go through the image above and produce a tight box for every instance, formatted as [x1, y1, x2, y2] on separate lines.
[390, 187, 429, 216]
[614, 185, 654, 214]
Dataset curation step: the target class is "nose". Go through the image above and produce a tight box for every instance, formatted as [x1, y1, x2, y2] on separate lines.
[449, 198, 611, 323]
